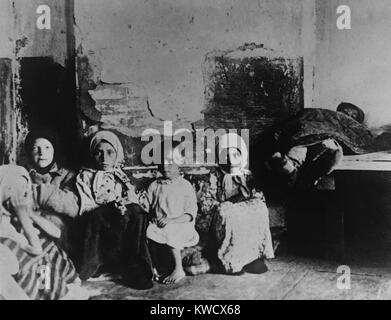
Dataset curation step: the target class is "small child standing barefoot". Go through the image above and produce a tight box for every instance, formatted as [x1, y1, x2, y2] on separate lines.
[144, 144, 199, 284]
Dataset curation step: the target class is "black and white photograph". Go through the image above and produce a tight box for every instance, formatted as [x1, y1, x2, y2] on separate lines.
[0, 0, 391, 306]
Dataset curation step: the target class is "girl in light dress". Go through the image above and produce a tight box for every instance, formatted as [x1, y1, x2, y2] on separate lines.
[143, 142, 199, 284]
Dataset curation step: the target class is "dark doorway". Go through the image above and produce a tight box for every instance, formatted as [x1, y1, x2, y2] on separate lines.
[19, 57, 79, 168]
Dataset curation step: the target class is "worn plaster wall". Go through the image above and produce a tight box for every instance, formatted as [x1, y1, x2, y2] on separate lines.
[0, 2, 15, 59]
[14, 0, 72, 66]
[314, 0, 391, 130]
[75, 0, 314, 137]
[202, 46, 304, 139]
[0, 2, 16, 163]
[0, 0, 76, 164]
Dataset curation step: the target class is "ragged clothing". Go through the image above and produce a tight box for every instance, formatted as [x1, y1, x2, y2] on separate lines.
[76, 130, 138, 214]
[72, 131, 153, 288]
[74, 202, 153, 283]
[211, 169, 274, 273]
[28, 163, 80, 254]
[29, 163, 80, 219]
[76, 167, 138, 214]
[272, 108, 390, 154]
[28, 163, 75, 187]
[284, 138, 343, 187]
[264, 108, 381, 187]
[0, 237, 78, 300]
[218, 169, 253, 202]
[143, 176, 199, 249]
[0, 165, 78, 300]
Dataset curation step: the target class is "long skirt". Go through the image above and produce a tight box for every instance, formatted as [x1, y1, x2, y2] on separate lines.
[0, 237, 78, 300]
[211, 197, 274, 273]
[73, 202, 153, 282]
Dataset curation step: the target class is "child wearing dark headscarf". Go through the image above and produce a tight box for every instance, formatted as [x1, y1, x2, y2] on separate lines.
[24, 128, 80, 253]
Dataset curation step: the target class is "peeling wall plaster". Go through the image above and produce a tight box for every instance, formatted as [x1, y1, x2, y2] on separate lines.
[14, 0, 70, 66]
[0, 2, 15, 58]
[0, 0, 75, 164]
[75, 0, 311, 138]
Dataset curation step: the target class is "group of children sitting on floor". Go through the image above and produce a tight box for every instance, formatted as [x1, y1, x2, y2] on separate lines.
[0, 128, 274, 300]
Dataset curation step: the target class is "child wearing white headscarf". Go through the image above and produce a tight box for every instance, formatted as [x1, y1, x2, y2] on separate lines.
[76, 130, 138, 214]
[74, 131, 153, 290]
[210, 133, 274, 274]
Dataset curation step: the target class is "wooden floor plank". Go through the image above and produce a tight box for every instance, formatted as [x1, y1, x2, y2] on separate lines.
[83, 256, 391, 300]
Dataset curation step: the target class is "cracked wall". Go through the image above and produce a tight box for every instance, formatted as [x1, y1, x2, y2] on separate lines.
[0, 1, 19, 164]
[13, 0, 71, 66]
[75, 0, 314, 165]
[0, 0, 77, 164]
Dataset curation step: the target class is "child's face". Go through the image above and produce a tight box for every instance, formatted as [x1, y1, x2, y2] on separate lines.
[159, 149, 181, 179]
[93, 141, 117, 170]
[31, 138, 54, 169]
[227, 148, 242, 168]
[220, 147, 242, 169]
[342, 107, 360, 122]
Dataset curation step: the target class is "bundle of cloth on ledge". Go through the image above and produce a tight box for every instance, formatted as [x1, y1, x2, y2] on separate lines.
[262, 108, 391, 188]
[272, 108, 391, 155]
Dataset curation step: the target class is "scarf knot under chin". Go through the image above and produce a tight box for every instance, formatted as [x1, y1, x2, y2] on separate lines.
[222, 173, 250, 201]
[31, 161, 57, 176]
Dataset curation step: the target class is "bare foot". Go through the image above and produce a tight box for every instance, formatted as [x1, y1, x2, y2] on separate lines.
[162, 269, 186, 285]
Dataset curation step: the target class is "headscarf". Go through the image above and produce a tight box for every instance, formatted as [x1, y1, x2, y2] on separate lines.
[89, 130, 125, 168]
[217, 133, 251, 200]
[24, 128, 58, 174]
[217, 132, 249, 173]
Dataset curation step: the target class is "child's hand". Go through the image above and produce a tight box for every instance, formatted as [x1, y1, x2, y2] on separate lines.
[114, 199, 127, 215]
[155, 217, 170, 228]
[114, 191, 139, 215]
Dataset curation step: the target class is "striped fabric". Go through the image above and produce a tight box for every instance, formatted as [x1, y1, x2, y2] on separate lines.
[0, 237, 78, 300]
